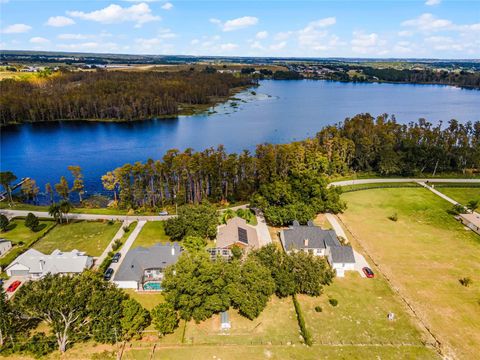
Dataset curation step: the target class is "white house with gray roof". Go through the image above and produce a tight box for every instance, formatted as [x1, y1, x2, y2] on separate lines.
[280, 221, 355, 277]
[113, 243, 181, 290]
[0, 239, 12, 258]
[5, 248, 93, 278]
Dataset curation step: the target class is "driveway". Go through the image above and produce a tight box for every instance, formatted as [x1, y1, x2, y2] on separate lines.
[253, 211, 272, 247]
[2, 275, 28, 299]
[108, 220, 146, 280]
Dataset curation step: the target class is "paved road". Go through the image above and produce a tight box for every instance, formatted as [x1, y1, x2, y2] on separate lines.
[109, 220, 146, 278]
[329, 178, 480, 188]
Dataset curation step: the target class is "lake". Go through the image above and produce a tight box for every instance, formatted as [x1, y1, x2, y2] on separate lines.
[1, 80, 479, 198]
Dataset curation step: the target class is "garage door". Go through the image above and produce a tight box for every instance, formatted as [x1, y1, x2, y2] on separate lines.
[9, 270, 29, 276]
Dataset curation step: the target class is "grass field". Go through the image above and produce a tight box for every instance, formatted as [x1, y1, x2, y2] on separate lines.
[0, 219, 54, 244]
[183, 296, 300, 346]
[33, 220, 121, 256]
[133, 221, 171, 249]
[435, 187, 480, 206]
[123, 289, 164, 310]
[339, 188, 480, 359]
[299, 273, 428, 346]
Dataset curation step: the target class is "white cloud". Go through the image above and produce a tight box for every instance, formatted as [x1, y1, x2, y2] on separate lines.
[58, 33, 90, 40]
[269, 41, 287, 51]
[161, 2, 173, 10]
[29, 37, 50, 44]
[1, 23, 32, 34]
[67, 3, 160, 27]
[398, 30, 413, 37]
[274, 31, 292, 41]
[402, 13, 452, 32]
[297, 17, 337, 51]
[46, 16, 75, 27]
[211, 16, 259, 32]
[425, 0, 441, 6]
[250, 41, 264, 50]
[256, 31, 268, 39]
[57, 41, 119, 52]
[220, 43, 239, 51]
[351, 31, 387, 54]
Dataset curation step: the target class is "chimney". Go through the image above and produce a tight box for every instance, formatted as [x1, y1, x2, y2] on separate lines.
[304, 238, 309, 247]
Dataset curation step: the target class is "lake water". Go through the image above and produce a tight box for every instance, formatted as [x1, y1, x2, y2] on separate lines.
[1, 80, 479, 198]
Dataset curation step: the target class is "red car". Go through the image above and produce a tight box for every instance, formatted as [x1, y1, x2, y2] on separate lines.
[362, 267, 374, 278]
[6, 280, 21, 293]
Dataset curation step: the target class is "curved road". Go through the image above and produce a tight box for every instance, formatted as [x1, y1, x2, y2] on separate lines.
[1, 179, 478, 220]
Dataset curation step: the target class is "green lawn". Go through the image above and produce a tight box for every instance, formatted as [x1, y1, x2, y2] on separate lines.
[133, 221, 171, 249]
[299, 272, 428, 346]
[340, 188, 480, 360]
[0, 219, 56, 267]
[33, 220, 121, 256]
[183, 296, 300, 346]
[435, 187, 480, 206]
[0, 219, 54, 244]
[123, 289, 164, 310]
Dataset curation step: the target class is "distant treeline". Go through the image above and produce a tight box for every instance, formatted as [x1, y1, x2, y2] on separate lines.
[321, 65, 480, 88]
[101, 114, 479, 224]
[0, 70, 254, 125]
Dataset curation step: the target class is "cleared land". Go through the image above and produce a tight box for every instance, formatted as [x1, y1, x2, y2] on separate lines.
[132, 221, 170, 248]
[33, 220, 121, 256]
[183, 296, 299, 346]
[299, 272, 430, 347]
[339, 188, 480, 359]
[123, 289, 164, 311]
[435, 187, 480, 205]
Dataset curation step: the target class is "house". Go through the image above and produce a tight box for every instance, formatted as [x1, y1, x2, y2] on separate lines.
[327, 245, 355, 277]
[280, 221, 355, 277]
[113, 243, 181, 290]
[280, 221, 340, 256]
[5, 248, 93, 278]
[457, 212, 480, 235]
[211, 217, 260, 258]
[0, 239, 12, 257]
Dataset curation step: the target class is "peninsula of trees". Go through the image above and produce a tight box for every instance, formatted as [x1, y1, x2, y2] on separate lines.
[0, 70, 254, 126]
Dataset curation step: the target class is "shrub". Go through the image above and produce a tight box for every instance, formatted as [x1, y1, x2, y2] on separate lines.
[292, 295, 312, 346]
[0, 214, 9, 231]
[388, 213, 398, 222]
[459, 277, 472, 287]
[329, 298, 338, 307]
[25, 212, 39, 231]
[314, 306, 322, 313]
[111, 239, 122, 251]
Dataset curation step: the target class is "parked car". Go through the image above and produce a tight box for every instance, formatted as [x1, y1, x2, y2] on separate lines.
[104, 268, 114, 281]
[158, 210, 169, 216]
[0, 279, 3, 287]
[7, 280, 21, 292]
[111, 252, 121, 263]
[362, 267, 374, 278]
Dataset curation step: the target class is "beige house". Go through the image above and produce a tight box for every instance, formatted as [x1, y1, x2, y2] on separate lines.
[458, 212, 480, 235]
[214, 217, 260, 254]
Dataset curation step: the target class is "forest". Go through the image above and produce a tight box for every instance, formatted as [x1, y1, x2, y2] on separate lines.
[0, 70, 254, 125]
[96, 114, 479, 224]
[318, 65, 480, 88]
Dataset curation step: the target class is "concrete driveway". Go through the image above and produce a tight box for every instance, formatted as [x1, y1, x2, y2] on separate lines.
[2, 275, 28, 299]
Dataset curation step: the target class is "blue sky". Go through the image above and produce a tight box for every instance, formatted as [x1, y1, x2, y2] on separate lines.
[1, 0, 479, 58]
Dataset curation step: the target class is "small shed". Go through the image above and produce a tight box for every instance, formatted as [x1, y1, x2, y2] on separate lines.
[220, 311, 231, 330]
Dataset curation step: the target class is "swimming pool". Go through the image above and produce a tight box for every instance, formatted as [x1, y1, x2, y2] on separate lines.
[143, 282, 162, 291]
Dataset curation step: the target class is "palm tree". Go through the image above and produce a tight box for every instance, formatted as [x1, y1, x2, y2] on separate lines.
[221, 209, 236, 224]
[59, 200, 72, 223]
[48, 203, 62, 223]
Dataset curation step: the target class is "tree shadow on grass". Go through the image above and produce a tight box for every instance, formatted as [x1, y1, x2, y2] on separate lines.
[33, 223, 47, 232]
[1, 222, 17, 232]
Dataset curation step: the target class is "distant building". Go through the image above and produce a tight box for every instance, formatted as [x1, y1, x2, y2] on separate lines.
[113, 243, 181, 290]
[0, 239, 12, 257]
[210, 217, 260, 259]
[280, 221, 355, 277]
[5, 249, 93, 278]
[458, 212, 480, 235]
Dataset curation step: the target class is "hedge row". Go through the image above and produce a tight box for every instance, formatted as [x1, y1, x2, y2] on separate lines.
[292, 295, 312, 346]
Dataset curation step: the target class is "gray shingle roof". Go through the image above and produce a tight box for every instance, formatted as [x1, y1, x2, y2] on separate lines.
[329, 246, 355, 264]
[282, 226, 340, 251]
[113, 243, 182, 282]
